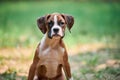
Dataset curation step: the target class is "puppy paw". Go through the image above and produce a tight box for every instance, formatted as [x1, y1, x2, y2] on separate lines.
[69, 77, 73, 80]
[33, 75, 38, 80]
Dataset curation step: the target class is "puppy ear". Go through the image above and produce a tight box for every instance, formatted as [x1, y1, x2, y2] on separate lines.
[61, 14, 74, 32]
[37, 16, 47, 34]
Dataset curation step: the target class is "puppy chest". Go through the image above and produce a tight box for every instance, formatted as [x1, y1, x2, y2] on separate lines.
[38, 47, 64, 78]
[39, 47, 64, 60]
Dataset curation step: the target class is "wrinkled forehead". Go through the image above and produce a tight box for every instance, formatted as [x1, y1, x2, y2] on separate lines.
[47, 14, 65, 22]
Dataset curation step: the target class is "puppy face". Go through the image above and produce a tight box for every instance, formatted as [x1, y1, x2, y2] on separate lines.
[47, 14, 66, 38]
[37, 13, 74, 39]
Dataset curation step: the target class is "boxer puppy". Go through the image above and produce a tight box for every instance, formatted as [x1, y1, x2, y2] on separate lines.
[28, 13, 74, 80]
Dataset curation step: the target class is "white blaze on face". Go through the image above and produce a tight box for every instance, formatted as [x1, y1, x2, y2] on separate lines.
[51, 15, 63, 37]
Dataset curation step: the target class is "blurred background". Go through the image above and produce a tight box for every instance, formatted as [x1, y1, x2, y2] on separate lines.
[0, 0, 120, 80]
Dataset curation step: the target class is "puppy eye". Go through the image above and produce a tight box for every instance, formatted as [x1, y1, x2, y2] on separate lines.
[48, 21, 54, 27]
[59, 22, 64, 26]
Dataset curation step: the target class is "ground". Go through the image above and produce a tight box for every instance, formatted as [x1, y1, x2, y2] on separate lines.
[0, 43, 120, 80]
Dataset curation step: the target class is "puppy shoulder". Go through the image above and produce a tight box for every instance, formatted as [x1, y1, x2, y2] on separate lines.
[32, 43, 41, 63]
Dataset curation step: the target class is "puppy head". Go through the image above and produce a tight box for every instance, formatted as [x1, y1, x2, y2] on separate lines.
[37, 13, 74, 39]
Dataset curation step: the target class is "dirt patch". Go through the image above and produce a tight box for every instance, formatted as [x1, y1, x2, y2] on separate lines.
[68, 43, 106, 56]
[0, 47, 35, 77]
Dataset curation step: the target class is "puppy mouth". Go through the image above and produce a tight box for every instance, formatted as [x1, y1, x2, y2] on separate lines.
[53, 34, 61, 37]
[48, 31, 64, 39]
[52, 34, 61, 39]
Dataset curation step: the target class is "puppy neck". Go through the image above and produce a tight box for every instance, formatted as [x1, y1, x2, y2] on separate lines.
[41, 33, 62, 49]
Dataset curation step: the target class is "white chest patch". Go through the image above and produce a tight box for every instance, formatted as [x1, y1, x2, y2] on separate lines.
[38, 34, 65, 58]
[39, 46, 65, 58]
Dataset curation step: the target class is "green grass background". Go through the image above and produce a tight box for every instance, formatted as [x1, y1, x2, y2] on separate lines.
[0, 1, 120, 47]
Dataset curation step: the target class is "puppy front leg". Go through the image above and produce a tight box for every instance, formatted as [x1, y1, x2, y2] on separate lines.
[63, 51, 72, 80]
[28, 44, 40, 80]
[28, 63, 37, 80]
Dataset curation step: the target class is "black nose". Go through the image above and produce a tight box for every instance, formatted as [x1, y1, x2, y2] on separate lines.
[53, 28, 59, 33]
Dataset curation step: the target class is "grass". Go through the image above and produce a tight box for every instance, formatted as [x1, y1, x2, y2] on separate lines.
[0, 71, 26, 80]
[0, 1, 120, 47]
[70, 50, 120, 80]
[0, 1, 120, 80]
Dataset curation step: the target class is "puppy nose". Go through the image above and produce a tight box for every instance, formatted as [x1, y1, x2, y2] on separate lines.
[53, 28, 59, 33]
